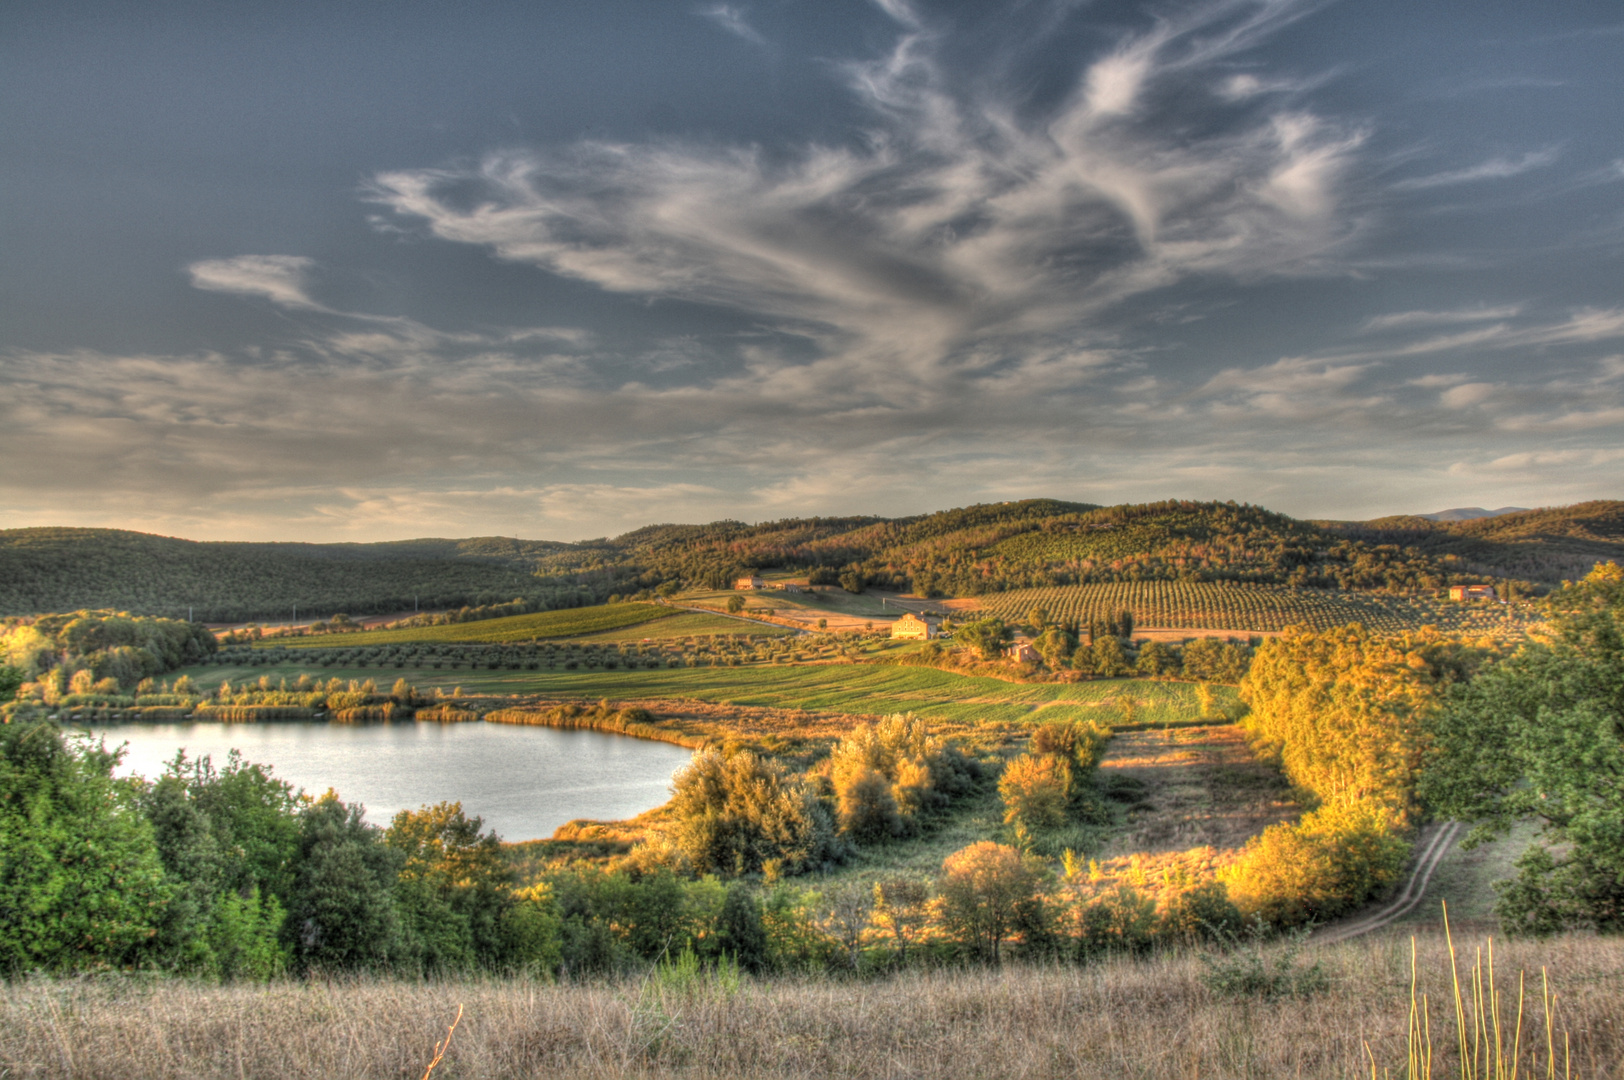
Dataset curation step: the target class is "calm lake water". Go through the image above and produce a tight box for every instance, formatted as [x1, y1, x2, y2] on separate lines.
[85, 721, 694, 841]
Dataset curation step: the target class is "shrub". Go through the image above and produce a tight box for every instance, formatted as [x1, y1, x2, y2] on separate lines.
[1220, 802, 1411, 928]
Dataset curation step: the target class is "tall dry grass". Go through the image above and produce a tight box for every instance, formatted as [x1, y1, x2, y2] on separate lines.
[2, 931, 1619, 1079]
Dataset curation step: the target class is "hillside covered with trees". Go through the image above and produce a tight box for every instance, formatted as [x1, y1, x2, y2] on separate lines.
[5, 499, 1620, 621]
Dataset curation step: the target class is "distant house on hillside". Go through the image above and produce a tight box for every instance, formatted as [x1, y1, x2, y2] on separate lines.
[1448, 584, 1498, 601]
[890, 612, 939, 640]
[774, 582, 804, 593]
[1006, 640, 1040, 664]
[735, 576, 766, 590]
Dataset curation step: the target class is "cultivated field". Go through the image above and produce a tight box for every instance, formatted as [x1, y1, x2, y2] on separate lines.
[4, 932, 1618, 1080]
[967, 580, 1540, 636]
[270, 603, 677, 648]
[170, 659, 1230, 726]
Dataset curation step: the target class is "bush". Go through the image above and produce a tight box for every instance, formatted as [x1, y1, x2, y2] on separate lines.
[1220, 802, 1411, 928]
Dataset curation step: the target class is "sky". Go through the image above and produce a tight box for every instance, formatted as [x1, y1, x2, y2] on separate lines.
[3, 0, 1622, 542]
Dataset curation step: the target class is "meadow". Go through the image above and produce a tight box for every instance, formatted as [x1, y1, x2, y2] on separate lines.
[4, 930, 1619, 1080]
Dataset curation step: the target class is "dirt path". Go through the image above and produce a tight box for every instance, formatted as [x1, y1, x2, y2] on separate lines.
[1313, 820, 1464, 944]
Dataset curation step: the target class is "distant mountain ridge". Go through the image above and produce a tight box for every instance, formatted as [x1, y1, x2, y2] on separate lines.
[1418, 507, 1529, 522]
[3, 498, 1620, 622]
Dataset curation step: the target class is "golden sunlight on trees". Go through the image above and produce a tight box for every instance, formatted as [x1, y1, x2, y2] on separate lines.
[936, 842, 1046, 963]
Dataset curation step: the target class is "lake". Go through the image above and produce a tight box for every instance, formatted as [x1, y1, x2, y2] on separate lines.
[84, 720, 694, 841]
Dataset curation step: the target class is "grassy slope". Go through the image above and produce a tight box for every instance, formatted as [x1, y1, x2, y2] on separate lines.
[268, 603, 676, 648]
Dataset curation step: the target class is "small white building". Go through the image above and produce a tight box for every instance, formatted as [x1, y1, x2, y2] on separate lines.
[1006, 640, 1040, 664]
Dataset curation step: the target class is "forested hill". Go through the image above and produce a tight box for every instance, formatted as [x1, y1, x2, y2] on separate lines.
[5, 498, 1620, 620]
[1319, 501, 1624, 587]
[0, 529, 595, 623]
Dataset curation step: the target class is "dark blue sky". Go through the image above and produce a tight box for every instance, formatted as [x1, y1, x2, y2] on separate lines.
[3, 0, 1621, 540]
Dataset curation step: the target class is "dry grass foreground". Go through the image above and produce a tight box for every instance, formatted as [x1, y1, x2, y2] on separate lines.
[5, 932, 1621, 1079]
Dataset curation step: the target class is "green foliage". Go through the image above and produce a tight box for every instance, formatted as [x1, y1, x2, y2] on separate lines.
[667, 750, 838, 877]
[284, 793, 404, 972]
[140, 750, 300, 977]
[386, 801, 514, 973]
[956, 617, 1010, 660]
[0, 724, 171, 973]
[1, 611, 216, 706]
[717, 882, 768, 973]
[0, 666, 22, 703]
[1420, 562, 1624, 935]
[1198, 922, 1327, 999]
[1220, 802, 1412, 928]
[935, 841, 1047, 963]
[825, 714, 976, 842]
[1242, 624, 1490, 816]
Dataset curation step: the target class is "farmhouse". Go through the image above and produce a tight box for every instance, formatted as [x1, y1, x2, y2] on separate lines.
[774, 583, 804, 593]
[1448, 584, 1498, 601]
[1005, 640, 1040, 664]
[890, 613, 939, 640]
[735, 576, 766, 590]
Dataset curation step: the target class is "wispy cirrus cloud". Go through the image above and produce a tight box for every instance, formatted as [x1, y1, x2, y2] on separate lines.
[188, 256, 329, 312]
[367, 0, 1366, 410]
[1392, 149, 1560, 191]
[696, 4, 766, 46]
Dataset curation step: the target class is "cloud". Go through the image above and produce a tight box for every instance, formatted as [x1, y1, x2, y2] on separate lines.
[188, 255, 328, 311]
[1392, 149, 1559, 191]
[368, 0, 1366, 411]
[1361, 305, 1523, 333]
[696, 4, 765, 46]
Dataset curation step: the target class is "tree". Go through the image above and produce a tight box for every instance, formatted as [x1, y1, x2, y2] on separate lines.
[956, 618, 1010, 660]
[726, 594, 746, 614]
[872, 879, 929, 964]
[0, 724, 171, 973]
[386, 801, 511, 972]
[1242, 624, 1487, 818]
[1219, 802, 1410, 928]
[1420, 563, 1624, 935]
[284, 792, 403, 972]
[717, 882, 768, 973]
[998, 754, 1072, 833]
[668, 750, 836, 876]
[936, 841, 1046, 963]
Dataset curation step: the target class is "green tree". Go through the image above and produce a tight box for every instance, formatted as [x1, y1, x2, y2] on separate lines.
[1420, 563, 1624, 935]
[936, 841, 1046, 963]
[0, 724, 170, 973]
[668, 750, 836, 876]
[956, 617, 1010, 660]
[284, 792, 403, 972]
[726, 594, 746, 614]
[717, 882, 768, 973]
[386, 801, 511, 972]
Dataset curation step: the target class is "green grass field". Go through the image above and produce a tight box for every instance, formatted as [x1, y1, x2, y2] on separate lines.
[265, 603, 676, 648]
[570, 611, 794, 642]
[177, 657, 1229, 725]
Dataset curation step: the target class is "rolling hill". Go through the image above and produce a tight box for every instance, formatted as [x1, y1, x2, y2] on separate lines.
[4, 498, 1620, 621]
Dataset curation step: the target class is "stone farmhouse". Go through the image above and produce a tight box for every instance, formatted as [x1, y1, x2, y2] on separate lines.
[1448, 584, 1498, 601]
[735, 576, 766, 590]
[1005, 640, 1040, 664]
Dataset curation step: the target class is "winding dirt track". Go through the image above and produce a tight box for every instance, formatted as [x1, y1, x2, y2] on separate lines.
[1313, 820, 1464, 944]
